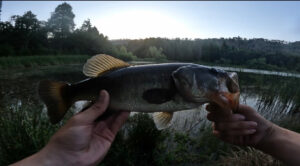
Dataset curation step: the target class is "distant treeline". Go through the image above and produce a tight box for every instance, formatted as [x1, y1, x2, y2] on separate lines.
[112, 38, 300, 72]
[0, 2, 300, 72]
[0, 2, 113, 56]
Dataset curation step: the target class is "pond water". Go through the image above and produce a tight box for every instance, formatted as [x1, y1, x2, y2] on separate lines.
[0, 63, 299, 133]
[214, 66, 300, 78]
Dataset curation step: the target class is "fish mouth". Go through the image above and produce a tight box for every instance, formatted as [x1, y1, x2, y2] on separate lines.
[207, 92, 240, 113]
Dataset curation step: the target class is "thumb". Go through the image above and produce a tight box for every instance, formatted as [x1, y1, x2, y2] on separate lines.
[75, 90, 110, 123]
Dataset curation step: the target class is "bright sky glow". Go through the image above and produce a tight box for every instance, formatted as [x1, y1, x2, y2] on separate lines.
[99, 9, 197, 39]
[2, 1, 300, 41]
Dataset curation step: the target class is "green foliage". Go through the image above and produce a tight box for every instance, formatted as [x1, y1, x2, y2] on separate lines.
[0, 3, 112, 57]
[101, 113, 169, 166]
[163, 126, 233, 166]
[69, 19, 111, 55]
[0, 103, 61, 165]
[0, 55, 88, 69]
[112, 46, 137, 61]
[0, 44, 15, 56]
[147, 46, 167, 60]
[114, 38, 300, 73]
[47, 2, 75, 39]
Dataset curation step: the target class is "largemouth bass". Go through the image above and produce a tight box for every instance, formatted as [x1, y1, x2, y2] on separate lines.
[38, 54, 240, 129]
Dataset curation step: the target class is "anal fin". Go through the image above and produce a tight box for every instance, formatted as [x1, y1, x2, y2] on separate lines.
[153, 112, 173, 130]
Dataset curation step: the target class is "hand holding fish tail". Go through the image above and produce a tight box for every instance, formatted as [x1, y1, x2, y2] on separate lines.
[11, 90, 129, 166]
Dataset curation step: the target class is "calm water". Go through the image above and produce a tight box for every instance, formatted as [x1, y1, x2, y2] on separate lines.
[214, 66, 300, 78]
[0, 63, 299, 133]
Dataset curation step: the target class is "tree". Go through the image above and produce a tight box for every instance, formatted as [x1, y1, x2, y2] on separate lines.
[47, 2, 75, 39]
[13, 11, 40, 31]
[80, 19, 92, 32]
[147, 46, 166, 60]
[113, 46, 136, 61]
[66, 19, 111, 55]
[2, 11, 47, 55]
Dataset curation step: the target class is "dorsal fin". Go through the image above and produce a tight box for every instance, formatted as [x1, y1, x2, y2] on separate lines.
[83, 54, 130, 77]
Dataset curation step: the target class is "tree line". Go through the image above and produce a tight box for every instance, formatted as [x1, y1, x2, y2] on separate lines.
[113, 37, 300, 72]
[0, 2, 300, 72]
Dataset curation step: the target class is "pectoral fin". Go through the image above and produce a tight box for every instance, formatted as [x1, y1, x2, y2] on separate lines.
[142, 88, 175, 104]
[153, 112, 173, 130]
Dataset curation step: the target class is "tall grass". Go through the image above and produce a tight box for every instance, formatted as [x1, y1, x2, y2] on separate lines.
[218, 147, 283, 166]
[0, 55, 89, 69]
[0, 103, 61, 165]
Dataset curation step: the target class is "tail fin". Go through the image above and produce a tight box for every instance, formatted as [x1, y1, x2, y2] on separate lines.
[38, 80, 72, 124]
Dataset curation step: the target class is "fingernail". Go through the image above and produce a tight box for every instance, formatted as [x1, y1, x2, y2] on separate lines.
[238, 115, 245, 120]
[250, 122, 258, 127]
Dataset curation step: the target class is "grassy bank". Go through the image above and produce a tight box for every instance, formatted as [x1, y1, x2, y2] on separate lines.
[0, 105, 287, 166]
[1, 55, 298, 75]
[0, 55, 89, 70]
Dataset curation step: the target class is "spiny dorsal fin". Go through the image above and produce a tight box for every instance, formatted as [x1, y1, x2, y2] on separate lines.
[153, 112, 173, 130]
[83, 54, 130, 77]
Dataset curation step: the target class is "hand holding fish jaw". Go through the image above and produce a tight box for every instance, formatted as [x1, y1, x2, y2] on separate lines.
[206, 103, 300, 166]
[12, 90, 129, 166]
[206, 103, 274, 147]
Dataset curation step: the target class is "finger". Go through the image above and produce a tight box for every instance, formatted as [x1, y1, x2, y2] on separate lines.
[215, 121, 257, 131]
[213, 129, 244, 146]
[206, 103, 220, 112]
[109, 111, 130, 134]
[212, 129, 221, 138]
[74, 90, 109, 123]
[92, 112, 129, 147]
[209, 93, 233, 114]
[206, 103, 232, 117]
[207, 112, 245, 122]
[235, 104, 257, 115]
[224, 129, 256, 136]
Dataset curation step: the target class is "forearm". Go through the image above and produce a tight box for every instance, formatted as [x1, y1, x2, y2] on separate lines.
[10, 146, 73, 166]
[257, 125, 300, 166]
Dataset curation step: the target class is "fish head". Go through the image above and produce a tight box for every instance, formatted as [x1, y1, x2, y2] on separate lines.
[172, 65, 240, 111]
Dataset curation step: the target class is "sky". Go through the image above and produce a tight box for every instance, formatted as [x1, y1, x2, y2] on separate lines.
[1, 1, 300, 42]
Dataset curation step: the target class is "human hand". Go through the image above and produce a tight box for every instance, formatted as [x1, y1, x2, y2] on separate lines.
[206, 103, 275, 148]
[32, 90, 129, 166]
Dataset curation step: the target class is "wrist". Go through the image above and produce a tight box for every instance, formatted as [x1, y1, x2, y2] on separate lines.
[10, 145, 74, 166]
[35, 144, 76, 166]
[255, 123, 286, 153]
[255, 122, 280, 150]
